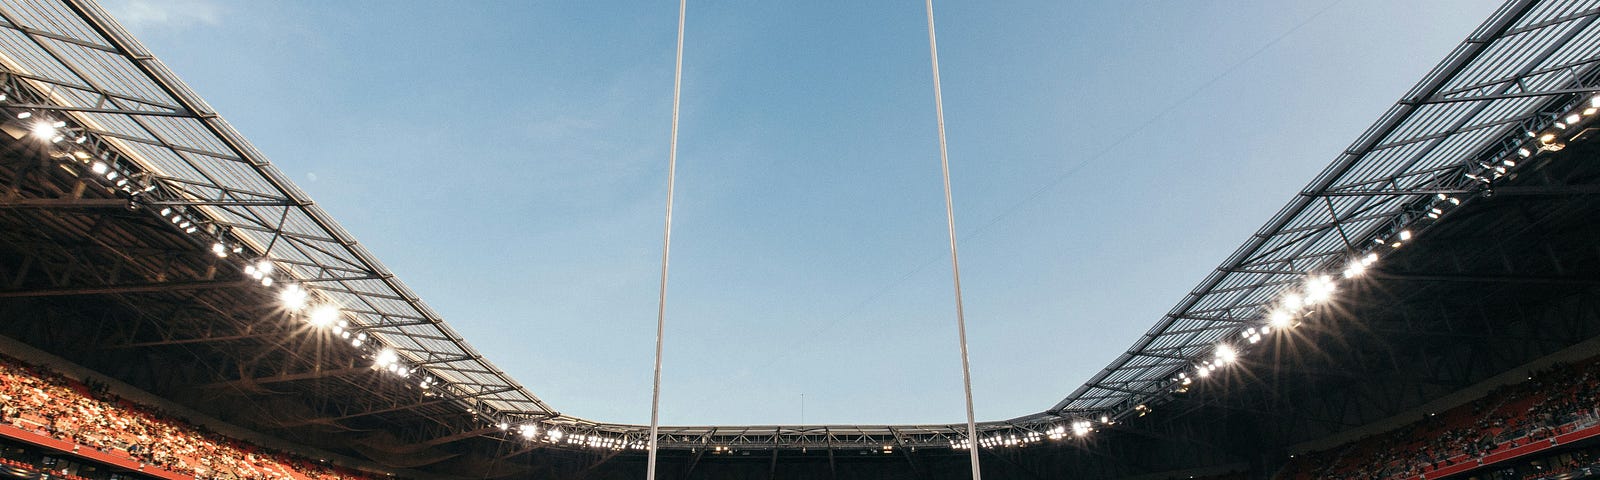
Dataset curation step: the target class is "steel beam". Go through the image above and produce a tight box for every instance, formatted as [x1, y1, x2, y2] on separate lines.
[0, 279, 249, 298]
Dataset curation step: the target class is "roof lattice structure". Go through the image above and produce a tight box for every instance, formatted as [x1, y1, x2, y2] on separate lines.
[0, 0, 554, 418]
[0, 0, 1595, 453]
[1055, 0, 1600, 415]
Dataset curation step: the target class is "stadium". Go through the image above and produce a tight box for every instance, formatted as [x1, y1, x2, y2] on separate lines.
[1, 0, 1599, 479]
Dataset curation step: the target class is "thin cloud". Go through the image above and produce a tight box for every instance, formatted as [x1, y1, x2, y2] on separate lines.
[101, 0, 221, 30]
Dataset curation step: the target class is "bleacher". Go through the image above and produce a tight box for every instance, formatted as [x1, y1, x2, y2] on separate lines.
[0, 355, 369, 480]
[1278, 358, 1600, 480]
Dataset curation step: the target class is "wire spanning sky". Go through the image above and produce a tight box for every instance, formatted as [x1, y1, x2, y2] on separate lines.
[100, 0, 1501, 425]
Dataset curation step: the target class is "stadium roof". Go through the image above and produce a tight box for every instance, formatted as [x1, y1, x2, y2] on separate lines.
[0, 0, 1597, 455]
[1055, 0, 1600, 414]
[0, 0, 556, 418]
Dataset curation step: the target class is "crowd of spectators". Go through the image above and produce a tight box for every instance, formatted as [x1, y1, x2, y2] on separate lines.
[1279, 357, 1600, 480]
[0, 354, 373, 480]
[1515, 449, 1599, 480]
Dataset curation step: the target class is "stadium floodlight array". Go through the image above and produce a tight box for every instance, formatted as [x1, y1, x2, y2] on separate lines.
[6, 91, 522, 409]
[947, 413, 1113, 450]
[493, 422, 647, 451]
[1164, 91, 1600, 395]
[0, 82, 459, 412]
[3, 109, 160, 206]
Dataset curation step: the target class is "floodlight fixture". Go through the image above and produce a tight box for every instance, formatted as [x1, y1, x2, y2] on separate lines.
[30, 122, 55, 139]
[1071, 420, 1092, 437]
[279, 285, 308, 311]
[374, 348, 399, 368]
[308, 305, 339, 328]
[1269, 310, 1293, 329]
[1214, 344, 1237, 365]
[1304, 275, 1336, 304]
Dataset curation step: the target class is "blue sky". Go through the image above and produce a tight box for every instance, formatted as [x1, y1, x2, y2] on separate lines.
[101, 0, 1501, 426]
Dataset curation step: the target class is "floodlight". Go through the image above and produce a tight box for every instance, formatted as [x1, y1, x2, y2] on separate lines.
[1214, 344, 1237, 364]
[308, 305, 339, 327]
[1071, 420, 1092, 437]
[30, 122, 55, 139]
[374, 348, 399, 367]
[1281, 292, 1304, 310]
[1342, 260, 1366, 278]
[1304, 275, 1335, 304]
[279, 285, 307, 311]
[1269, 310, 1292, 329]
